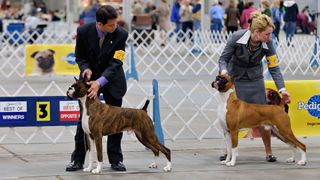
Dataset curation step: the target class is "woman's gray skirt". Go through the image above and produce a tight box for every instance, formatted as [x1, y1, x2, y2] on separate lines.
[234, 78, 267, 104]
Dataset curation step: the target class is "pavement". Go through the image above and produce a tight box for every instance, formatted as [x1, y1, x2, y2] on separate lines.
[0, 136, 319, 180]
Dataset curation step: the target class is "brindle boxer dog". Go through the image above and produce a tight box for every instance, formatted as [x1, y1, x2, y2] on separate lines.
[67, 77, 171, 173]
[212, 74, 306, 166]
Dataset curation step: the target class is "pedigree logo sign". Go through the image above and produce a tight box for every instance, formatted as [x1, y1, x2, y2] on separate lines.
[297, 95, 320, 119]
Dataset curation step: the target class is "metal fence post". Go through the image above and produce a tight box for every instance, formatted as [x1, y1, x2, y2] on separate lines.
[125, 42, 139, 81]
[152, 79, 164, 145]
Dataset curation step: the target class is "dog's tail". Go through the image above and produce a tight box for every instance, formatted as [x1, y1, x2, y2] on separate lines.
[142, 99, 150, 112]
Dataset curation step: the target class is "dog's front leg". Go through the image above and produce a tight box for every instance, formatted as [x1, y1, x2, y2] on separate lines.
[226, 131, 239, 167]
[92, 136, 103, 174]
[220, 132, 232, 165]
[83, 137, 95, 172]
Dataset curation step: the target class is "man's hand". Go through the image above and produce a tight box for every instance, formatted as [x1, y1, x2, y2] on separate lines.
[82, 69, 92, 80]
[281, 91, 291, 104]
[87, 81, 100, 99]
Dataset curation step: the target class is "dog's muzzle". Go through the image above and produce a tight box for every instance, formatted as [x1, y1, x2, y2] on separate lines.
[211, 76, 228, 91]
[66, 87, 75, 99]
[37, 56, 54, 71]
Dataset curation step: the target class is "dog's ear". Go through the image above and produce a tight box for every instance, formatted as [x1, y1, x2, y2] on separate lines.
[83, 75, 89, 83]
[48, 49, 55, 54]
[31, 51, 39, 58]
[74, 77, 79, 81]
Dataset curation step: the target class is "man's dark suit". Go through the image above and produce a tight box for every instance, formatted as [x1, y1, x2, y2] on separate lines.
[71, 22, 128, 165]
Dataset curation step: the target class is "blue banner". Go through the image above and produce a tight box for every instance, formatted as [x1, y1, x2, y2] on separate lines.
[0, 96, 79, 127]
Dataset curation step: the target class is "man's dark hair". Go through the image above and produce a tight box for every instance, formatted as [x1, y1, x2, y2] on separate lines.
[96, 5, 118, 25]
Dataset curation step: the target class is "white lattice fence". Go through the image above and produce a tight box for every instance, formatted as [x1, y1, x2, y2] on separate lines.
[0, 29, 319, 144]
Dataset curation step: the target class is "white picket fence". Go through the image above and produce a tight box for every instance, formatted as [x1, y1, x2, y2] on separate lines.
[0, 28, 319, 144]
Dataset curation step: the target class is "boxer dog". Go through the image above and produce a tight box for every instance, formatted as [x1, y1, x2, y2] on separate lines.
[67, 77, 171, 173]
[30, 49, 55, 76]
[212, 74, 306, 166]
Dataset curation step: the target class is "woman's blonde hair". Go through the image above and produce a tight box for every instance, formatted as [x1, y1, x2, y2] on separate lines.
[229, 0, 237, 9]
[249, 11, 275, 32]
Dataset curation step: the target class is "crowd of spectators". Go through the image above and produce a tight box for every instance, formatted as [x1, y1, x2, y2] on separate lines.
[0, 0, 317, 43]
[0, 0, 66, 33]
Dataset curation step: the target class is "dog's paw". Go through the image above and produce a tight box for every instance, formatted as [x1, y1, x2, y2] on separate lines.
[163, 162, 172, 172]
[286, 157, 296, 163]
[83, 166, 93, 172]
[148, 162, 158, 168]
[91, 168, 101, 174]
[220, 160, 228, 165]
[226, 161, 235, 167]
[297, 160, 307, 166]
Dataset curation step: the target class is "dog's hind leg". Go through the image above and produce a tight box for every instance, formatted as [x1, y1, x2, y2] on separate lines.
[134, 131, 160, 168]
[157, 143, 171, 172]
[92, 136, 103, 174]
[83, 137, 95, 172]
[275, 117, 307, 165]
[287, 147, 297, 163]
[147, 131, 172, 171]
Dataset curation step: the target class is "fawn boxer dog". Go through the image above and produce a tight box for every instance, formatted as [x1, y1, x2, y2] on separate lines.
[67, 77, 171, 173]
[212, 74, 306, 166]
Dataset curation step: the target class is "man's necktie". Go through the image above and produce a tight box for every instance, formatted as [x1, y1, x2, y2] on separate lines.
[99, 35, 105, 48]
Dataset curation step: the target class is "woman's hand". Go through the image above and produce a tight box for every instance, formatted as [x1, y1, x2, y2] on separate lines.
[281, 91, 291, 104]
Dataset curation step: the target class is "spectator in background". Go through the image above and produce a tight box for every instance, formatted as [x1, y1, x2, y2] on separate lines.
[237, 0, 245, 17]
[240, 1, 256, 29]
[38, 0, 48, 14]
[192, 0, 201, 31]
[0, 18, 3, 33]
[145, 0, 158, 31]
[79, 0, 99, 25]
[117, 7, 128, 31]
[179, 0, 193, 42]
[170, 0, 181, 42]
[1, 0, 10, 10]
[261, 0, 271, 17]
[210, 0, 224, 33]
[132, 0, 144, 16]
[25, 8, 42, 43]
[272, 0, 281, 41]
[23, 0, 37, 19]
[283, 0, 299, 46]
[224, 0, 240, 34]
[154, 0, 171, 46]
[297, 6, 316, 34]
